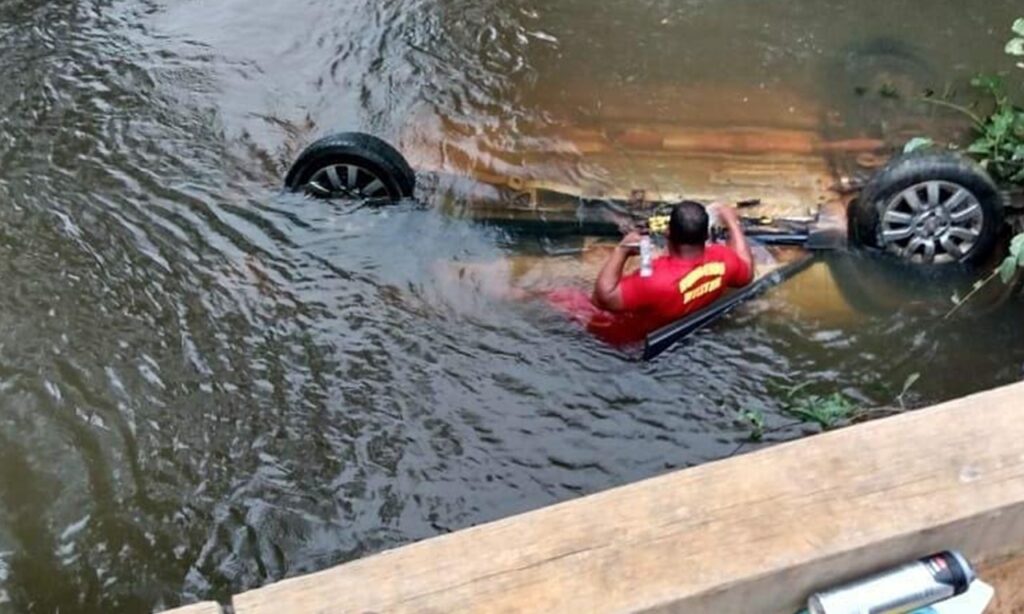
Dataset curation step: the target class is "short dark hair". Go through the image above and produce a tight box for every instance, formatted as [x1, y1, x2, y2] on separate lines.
[669, 201, 709, 246]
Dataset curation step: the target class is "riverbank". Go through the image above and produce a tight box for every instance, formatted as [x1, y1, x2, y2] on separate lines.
[165, 381, 1024, 613]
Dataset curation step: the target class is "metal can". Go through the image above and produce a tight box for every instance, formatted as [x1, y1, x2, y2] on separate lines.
[808, 551, 975, 614]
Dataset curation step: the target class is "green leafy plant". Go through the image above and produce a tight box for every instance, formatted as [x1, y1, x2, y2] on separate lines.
[947, 233, 1024, 317]
[782, 391, 857, 430]
[1007, 18, 1024, 62]
[968, 18, 1024, 183]
[914, 18, 1024, 315]
[739, 409, 765, 442]
[896, 372, 921, 411]
[732, 375, 921, 451]
[1000, 233, 1024, 282]
[918, 19, 1024, 183]
[754, 381, 861, 431]
[903, 137, 935, 153]
[962, 74, 1024, 184]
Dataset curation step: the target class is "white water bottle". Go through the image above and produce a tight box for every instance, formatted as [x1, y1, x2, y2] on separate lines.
[639, 234, 653, 278]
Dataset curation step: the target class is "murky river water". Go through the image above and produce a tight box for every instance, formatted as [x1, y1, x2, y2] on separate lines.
[1, 0, 1023, 611]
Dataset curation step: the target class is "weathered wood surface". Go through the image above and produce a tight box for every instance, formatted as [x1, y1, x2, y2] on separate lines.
[225, 381, 1024, 614]
[160, 601, 222, 614]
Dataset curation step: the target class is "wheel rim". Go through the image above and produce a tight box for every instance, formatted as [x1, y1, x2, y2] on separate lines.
[879, 180, 985, 264]
[305, 164, 394, 200]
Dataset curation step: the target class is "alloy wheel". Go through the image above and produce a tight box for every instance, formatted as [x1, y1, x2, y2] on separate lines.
[878, 180, 984, 264]
[306, 164, 394, 200]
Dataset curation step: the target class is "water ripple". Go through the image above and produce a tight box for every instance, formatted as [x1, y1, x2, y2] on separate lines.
[0, 0, 1022, 612]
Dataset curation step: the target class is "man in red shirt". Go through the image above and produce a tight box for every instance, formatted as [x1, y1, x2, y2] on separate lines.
[548, 201, 754, 345]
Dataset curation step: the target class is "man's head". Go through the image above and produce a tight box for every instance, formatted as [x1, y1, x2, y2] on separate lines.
[667, 201, 709, 247]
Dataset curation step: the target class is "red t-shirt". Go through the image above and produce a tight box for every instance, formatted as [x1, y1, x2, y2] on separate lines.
[548, 244, 752, 346]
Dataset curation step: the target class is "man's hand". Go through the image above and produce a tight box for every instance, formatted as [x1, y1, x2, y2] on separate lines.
[617, 230, 644, 255]
[593, 230, 643, 311]
[708, 202, 754, 285]
[708, 202, 740, 227]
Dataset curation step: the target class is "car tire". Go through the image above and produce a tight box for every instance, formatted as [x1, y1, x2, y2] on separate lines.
[848, 151, 1003, 266]
[284, 132, 416, 202]
[827, 250, 1017, 317]
[826, 38, 937, 133]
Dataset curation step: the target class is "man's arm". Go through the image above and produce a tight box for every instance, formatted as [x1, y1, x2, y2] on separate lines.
[592, 231, 642, 312]
[712, 203, 755, 285]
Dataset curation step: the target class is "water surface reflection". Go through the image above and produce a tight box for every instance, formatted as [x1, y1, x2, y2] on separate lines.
[0, 0, 1021, 611]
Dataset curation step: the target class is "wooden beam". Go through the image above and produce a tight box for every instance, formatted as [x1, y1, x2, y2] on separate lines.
[230, 382, 1024, 614]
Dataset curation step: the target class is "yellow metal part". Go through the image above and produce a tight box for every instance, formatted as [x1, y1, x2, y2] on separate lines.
[648, 215, 670, 233]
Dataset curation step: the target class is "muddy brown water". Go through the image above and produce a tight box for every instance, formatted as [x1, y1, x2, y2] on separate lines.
[1, 0, 1023, 611]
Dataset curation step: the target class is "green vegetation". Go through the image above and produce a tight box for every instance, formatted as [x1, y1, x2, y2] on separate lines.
[948, 233, 1024, 317]
[736, 374, 920, 444]
[781, 385, 857, 430]
[895, 372, 920, 411]
[739, 409, 765, 442]
[914, 19, 1024, 184]
[961, 73, 1024, 184]
[735, 22, 1024, 447]
[1008, 18, 1024, 64]
[911, 18, 1024, 312]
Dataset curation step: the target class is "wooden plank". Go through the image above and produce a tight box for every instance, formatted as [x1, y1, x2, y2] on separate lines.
[160, 602, 223, 614]
[233, 382, 1024, 614]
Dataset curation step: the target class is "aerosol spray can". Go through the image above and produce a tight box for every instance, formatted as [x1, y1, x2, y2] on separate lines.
[808, 551, 975, 614]
[639, 231, 654, 278]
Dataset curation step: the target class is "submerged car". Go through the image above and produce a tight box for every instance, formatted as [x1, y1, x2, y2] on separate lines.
[280, 41, 1022, 355]
[283, 126, 1016, 267]
[282, 37, 1023, 266]
[281, 125, 1024, 356]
